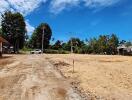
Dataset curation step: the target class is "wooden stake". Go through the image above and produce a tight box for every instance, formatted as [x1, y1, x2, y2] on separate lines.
[73, 59, 74, 73]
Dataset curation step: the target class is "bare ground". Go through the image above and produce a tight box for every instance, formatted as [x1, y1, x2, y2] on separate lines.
[0, 54, 85, 100]
[45, 54, 132, 100]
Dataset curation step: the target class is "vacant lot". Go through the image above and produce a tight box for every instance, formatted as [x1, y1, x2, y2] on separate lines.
[46, 54, 132, 100]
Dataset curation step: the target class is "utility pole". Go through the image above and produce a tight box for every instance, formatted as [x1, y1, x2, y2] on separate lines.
[42, 27, 45, 54]
[71, 38, 73, 53]
[69, 33, 75, 73]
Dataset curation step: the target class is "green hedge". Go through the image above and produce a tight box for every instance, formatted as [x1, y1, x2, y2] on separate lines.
[44, 49, 70, 54]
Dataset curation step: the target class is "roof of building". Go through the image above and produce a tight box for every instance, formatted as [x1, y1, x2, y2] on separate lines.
[0, 36, 8, 43]
[117, 45, 127, 49]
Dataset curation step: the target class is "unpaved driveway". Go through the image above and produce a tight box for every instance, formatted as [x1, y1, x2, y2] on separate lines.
[0, 55, 84, 100]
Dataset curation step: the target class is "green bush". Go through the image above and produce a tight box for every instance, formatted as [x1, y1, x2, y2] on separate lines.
[44, 49, 70, 54]
[21, 47, 33, 52]
[20, 47, 33, 54]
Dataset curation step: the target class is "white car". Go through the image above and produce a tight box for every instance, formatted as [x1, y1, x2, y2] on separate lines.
[30, 49, 42, 54]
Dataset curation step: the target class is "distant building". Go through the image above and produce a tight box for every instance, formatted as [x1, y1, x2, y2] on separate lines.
[117, 44, 132, 55]
[0, 36, 8, 57]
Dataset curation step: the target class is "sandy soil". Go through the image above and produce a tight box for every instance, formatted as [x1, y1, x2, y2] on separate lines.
[0, 54, 84, 100]
[46, 54, 132, 100]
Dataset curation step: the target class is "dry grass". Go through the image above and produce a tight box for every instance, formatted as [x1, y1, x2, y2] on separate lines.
[46, 54, 132, 100]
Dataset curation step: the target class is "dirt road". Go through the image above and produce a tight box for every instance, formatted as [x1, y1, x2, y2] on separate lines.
[0, 55, 85, 100]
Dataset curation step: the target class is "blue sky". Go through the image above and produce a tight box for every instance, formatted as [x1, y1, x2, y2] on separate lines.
[0, 0, 132, 42]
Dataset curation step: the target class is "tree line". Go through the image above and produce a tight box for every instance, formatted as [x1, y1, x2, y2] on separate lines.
[0, 11, 131, 54]
[49, 34, 119, 54]
[51, 36, 132, 54]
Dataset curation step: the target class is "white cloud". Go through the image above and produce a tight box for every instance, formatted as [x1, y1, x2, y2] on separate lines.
[0, 0, 10, 13]
[0, 0, 47, 16]
[83, 0, 120, 8]
[26, 20, 35, 35]
[0, 0, 10, 24]
[0, 0, 46, 33]
[0, 0, 122, 33]
[50, 0, 80, 14]
[0, 0, 121, 16]
[7, 0, 47, 15]
[50, 0, 121, 14]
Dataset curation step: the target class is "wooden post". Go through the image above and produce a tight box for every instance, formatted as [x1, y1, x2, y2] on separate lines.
[0, 42, 2, 57]
[72, 59, 75, 73]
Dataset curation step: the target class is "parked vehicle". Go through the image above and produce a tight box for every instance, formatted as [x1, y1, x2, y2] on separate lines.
[30, 49, 42, 54]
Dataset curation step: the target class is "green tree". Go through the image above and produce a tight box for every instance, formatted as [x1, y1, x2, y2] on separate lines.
[88, 34, 119, 55]
[98, 35, 109, 54]
[125, 41, 131, 47]
[88, 38, 99, 54]
[30, 23, 52, 49]
[108, 34, 119, 54]
[62, 43, 70, 51]
[67, 38, 85, 53]
[1, 11, 26, 53]
[52, 40, 62, 50]
[81, 45, 92, 54]
[119, 40, 126, 44]
[69, 38, 84, 47]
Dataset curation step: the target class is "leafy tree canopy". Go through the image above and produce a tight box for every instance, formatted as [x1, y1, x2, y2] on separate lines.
[30, 23, 52, 49]
[1, 11, 26, 53]
[52, 40, 62, 50]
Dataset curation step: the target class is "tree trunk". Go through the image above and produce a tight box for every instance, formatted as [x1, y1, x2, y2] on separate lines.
[14, 38, 20, 54]
[16, 39, 19, 53]
[0, 52, 2, 57]
[14, 39, 17, 54]
[0, 42, 2, 57]
[13, 42, 16, 53]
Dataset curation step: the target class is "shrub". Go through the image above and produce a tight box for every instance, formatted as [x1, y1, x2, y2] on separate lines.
[44, 49, 70, 54]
